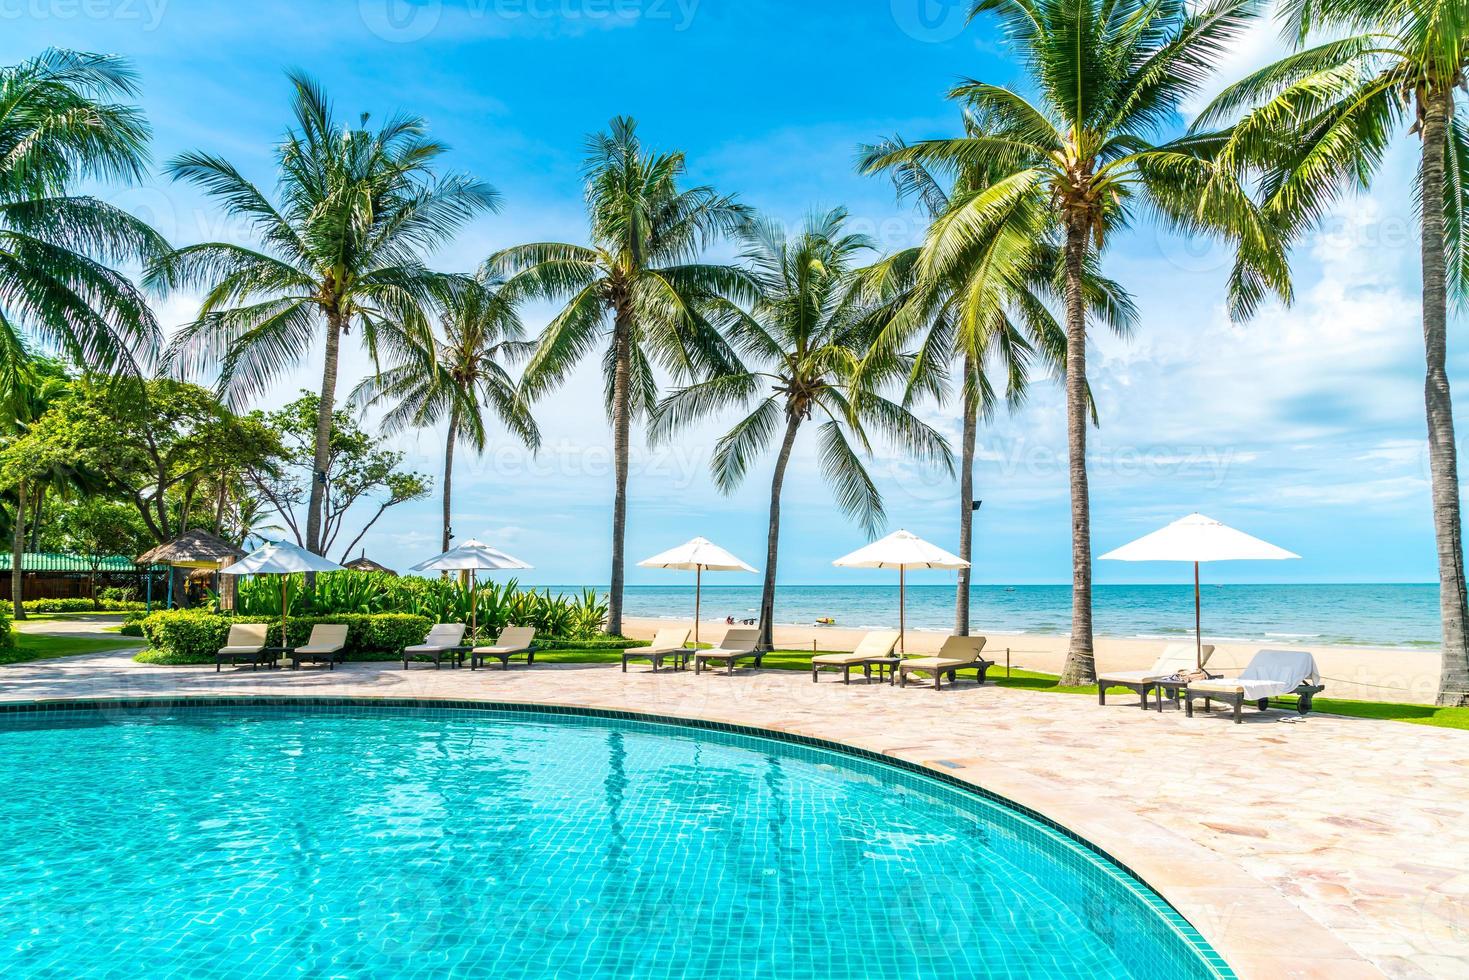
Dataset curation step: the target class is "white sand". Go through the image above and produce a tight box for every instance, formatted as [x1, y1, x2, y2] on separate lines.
[621, 615, 1442, 704]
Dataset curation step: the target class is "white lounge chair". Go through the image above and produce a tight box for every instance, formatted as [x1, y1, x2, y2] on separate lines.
[693, 627, 762, 675]
[898, 635, 992, 690]
[215, 623, 270, 672]
[1184, 649, 1325, 723]
[290, 624, 349, 671]
[1097, 643, 1216, 711]
[621, 628, 692, 673]
[811, 630, 901, 684]
[402, 623, 469, 670]
[470, 626, 537, 670]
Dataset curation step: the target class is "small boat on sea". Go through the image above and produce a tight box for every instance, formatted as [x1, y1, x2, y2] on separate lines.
[815, 617, 836, 626]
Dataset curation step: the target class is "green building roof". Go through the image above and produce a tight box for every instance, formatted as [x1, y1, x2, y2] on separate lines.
[0, 552, 167, 573]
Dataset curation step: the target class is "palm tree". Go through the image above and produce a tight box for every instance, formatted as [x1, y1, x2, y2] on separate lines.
[0, 359, 73, 619]
[862, 0, 1290, 683]
[1, 49, 165, 378]
[650, 209, 953, 651]
[1198, 2, 1469, 705]
[151, 72, 498, 556]
[862, 135, 1138, 635]
[353, 273, 541, 552]
[491, 117, 751, 636]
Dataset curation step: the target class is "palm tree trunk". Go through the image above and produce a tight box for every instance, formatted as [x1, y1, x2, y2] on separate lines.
[1421, 91, 1469, 707]
[10, 478, 25, 621]
[758, 411, 802, 652]
[607, 311, 633, 637]
[1060, 226, 1095, 685]
[305, 310, 343, 556]
[442, 402, 458, 553]
[955, 357, 978, 635]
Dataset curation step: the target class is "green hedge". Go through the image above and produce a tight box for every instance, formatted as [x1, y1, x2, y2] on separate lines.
[536, 636, 645, 650]
[135, 610, 433, 665]
[0, 608, 11, 649]
[23, 598, 148, 613]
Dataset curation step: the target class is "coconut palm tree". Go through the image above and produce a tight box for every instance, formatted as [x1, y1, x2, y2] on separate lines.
[862, 0, 1291, 683]
[1, 49, 165, 378]
[650, 209, 953, 651]
[353, 273, 541, 552]
[151, 71, 498, 556]
[861, 135, 1138, 635]
[1197, 2, 1469, 705]
[490, 117, 751, 636]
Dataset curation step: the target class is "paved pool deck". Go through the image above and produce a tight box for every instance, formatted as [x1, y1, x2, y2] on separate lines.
[1, 649, 1465, 979]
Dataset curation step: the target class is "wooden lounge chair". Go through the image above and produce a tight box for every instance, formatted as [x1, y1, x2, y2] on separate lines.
[402, 623, 469, 669]
[811, 630, 901, 684]
[470, 626, 537, 670]
[1183, 649, 1325, 724]
[693, 627, 762, 675]
[215, 623, 271, 672]
[898, 635, 993, 690]
[621, 628, 692, 673]
[290, 624, 349, 671]
[1097, 643, 1216, 711]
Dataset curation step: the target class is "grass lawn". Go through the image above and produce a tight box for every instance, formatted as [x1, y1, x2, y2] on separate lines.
[0, 632, 142, 665]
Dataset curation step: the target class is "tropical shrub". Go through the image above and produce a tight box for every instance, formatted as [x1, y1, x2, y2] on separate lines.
[136, 609, 432, 664]
[23, 597, 147, 613]
[0, 609, 12, 649]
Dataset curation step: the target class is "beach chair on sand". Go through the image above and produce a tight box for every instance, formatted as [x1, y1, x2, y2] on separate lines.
[810, 631, 901, 684]
[621, 628, 692, 673]
[470, 627, 537, 670]
[402, 623, 469, 670]
[215, 623, 270, 672]
[1097, 643, 1216, 711]
[1183, 649, 1325, 724]
[693, 627, 762, 675]
[898, 635, 993, 690]
[290, 624, 349, 671]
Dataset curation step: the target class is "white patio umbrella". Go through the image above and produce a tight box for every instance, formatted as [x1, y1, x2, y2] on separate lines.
[638, 537, 757, 646]
[1099, 513, 1299, 670]
[217, 540, 344, 651]
[833, 529, 969, 655]
[410, 539, 532, 643]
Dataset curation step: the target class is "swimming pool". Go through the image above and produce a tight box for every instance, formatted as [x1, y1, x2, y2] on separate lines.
[0, 700, 1230, 978]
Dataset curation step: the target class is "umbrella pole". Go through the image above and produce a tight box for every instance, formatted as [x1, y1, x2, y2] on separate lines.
[470, 571, 477, 645]
[694, 565, 702, 647]
[899, 566, 906, 656]
[1194, 561, 1202, 672]
[280, 576, 289, 654]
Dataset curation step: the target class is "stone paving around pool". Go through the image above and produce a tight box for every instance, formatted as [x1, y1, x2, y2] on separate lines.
[2, 649, 1465, 980]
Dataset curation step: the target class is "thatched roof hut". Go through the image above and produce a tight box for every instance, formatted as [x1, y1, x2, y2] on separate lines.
[344, 554, 397, 576]
[136, 529, 246, 569]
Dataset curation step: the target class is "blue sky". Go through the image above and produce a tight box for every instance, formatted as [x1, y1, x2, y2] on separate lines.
[3, 1, 1452, 586]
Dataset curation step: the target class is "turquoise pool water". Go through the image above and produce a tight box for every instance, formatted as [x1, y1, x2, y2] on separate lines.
[0, 703, 1228, 978]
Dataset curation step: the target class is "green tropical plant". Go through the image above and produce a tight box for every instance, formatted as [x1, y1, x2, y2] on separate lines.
[353, 273, 541, 553]
[1197, 0, 1469, 705]
[151, 71, 498, 557]
[651, 209, 953, 651]
[0, 50, 165, 378]
[491, 116, 752, 636]
[861, 132, 1137, 635]
[862, 0, 1291, 683]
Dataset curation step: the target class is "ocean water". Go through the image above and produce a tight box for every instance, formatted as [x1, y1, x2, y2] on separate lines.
[608, 584, 1442, 649]
[0, 704, 1225, 978]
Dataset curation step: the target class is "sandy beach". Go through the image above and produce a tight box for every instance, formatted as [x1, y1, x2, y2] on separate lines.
[622, 615, 1442, 704]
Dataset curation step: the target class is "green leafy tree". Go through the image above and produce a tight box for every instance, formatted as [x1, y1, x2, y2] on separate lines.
[55, 498, 152, 608]
[863, 0, 1290, 683]
[248, 393, 429, 562]
[151, 72, 497, 557]
[1198, 1, 1469, 704]
[353, 274, 540, 553]
[651, 209, 952, 651]
[0, 359, 75, 617]
[492, 117, 751, 635]
[0, 50, 165, 379]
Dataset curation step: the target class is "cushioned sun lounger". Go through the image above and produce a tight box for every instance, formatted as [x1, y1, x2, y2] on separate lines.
[1097, 643, 1216, 711]
[621, 628, 692, 673]
[290, 624, 349, 670]
[402, 623, 469, 670]
[811, 630, 901, 684]
[470, 627, 538, 670]
[693, 627, 762, 675]
[215, 623, 271, 672]
[898, 635, 992, 690]
[1183, 649, 1325, 723]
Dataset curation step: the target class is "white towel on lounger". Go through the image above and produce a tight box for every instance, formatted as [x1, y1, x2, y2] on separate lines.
[1189, 649, 1320, 699]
